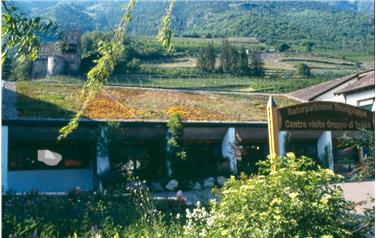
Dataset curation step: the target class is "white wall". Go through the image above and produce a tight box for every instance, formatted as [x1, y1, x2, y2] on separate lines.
[345, 89, 375, 107]
[317, 131, 334, 170]
[278, 131, 288, 156]
[2, 126, 8, 192]
[8, 168, 94, 192]
[222, 127, 237, 174]
[314, 77, 359, 102]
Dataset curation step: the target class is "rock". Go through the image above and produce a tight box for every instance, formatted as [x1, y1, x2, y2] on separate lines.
[192, 182, 202, 190]
[216, 176, 227, 186]
[203, 177, 215, 189]
[149, 182, 164, 192]
[165, 179, 179, 191]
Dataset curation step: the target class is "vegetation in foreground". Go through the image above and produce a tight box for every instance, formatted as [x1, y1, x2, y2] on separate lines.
[3, 154, 374, 237]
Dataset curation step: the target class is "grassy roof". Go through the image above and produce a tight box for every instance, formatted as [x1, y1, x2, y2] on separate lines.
[15, 82, 298, 122]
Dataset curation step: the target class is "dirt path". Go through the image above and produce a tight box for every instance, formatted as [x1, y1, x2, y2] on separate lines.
[339, 180, 374, 214]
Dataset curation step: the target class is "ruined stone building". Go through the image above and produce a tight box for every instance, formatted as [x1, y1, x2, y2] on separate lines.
[32, 31, 81, 78]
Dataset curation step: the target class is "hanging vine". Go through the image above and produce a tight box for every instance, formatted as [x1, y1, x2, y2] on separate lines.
[58, 0, 175, 140]
[157, 0, 175, 52]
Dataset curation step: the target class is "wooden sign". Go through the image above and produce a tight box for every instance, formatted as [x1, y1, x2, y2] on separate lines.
[278, 101, 374, 131]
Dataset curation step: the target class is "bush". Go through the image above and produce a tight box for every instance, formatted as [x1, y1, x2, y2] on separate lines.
[296, 63, 312, 78]
[277, 42, 291, 52]
[2, 184, 188, 237]
[186, 153, 368, 237]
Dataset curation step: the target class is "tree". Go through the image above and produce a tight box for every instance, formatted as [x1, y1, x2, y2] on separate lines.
[238, 48, 250, 76]
[196, 46, 206, 71]
[81, 31, 111, 57]
[219, 40, 241, 74]
[2, 57, 12, 80]
[11, 59, 32, 81]
[249, 49, 265, 76]
[1, 1, 58, 64]
[196, 42, 216, 73]
[296, 63, 311, 78]
[227, 46, 239, 74]
[302, 41, 315, 52]
[277, 42, 290, 52]
[337, 130, 375, 181]
[204, 42, 216, 72]
[219, 39, 231, 73]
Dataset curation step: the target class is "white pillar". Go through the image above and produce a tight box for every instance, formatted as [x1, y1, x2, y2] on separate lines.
[222, 127, 237, 174]
[317, 131, 334, 171]
[2, 126, 8, 192]
[278, 131, 288, 156]
[97, 127, 110, 191]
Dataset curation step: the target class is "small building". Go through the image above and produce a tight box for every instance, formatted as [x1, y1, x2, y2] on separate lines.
[1, 80, 371, 192]
[288, 69, 375, 110]
[31, 31, 81, 78]
[288, 69, 375, 172]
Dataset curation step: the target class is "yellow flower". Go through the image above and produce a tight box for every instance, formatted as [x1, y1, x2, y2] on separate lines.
[221, 229, 229, 236]
[270, 198, 282, 206]
[324, 169, 335, 176]
[166, 106, 188, 117]
[321, 235, 333, 238]
[289, 192, 299, 199]
[259, 212, 268, 218]
[286, 152, 295, 158]
[320, 194, 332, 205]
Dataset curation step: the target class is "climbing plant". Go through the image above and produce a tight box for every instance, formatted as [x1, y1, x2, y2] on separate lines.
[165, 112, 187, 177]
[58, 0, 175, 139]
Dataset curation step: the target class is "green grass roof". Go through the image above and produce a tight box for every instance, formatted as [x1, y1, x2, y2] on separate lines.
[13, 81, 298, 122]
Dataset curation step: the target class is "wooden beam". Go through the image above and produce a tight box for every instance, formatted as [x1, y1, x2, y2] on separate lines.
[267, 96, 280, 172]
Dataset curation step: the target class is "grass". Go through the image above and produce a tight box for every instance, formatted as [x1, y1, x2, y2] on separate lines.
[314, 48, 374, 67]
[134, 36, 266, 53]
[110, 71, 350, 93]
[16, 81, 298, 121]
[33, 70, 350, 94]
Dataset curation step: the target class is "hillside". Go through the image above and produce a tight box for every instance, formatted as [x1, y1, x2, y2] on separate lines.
[17, 1, 375, 52]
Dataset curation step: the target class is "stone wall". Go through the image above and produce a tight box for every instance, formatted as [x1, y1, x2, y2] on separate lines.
[31, 58, 48, 78]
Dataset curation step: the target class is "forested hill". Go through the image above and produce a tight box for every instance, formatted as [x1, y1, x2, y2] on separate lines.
[17, 1, 375, 52]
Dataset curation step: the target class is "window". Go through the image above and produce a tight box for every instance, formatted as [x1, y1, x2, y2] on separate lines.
[9, 141, 93, 171]
[358, 98, 374, 110]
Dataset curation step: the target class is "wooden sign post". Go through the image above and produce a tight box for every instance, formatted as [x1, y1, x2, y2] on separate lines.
[267, 96, 279, 172]
[266, 99, 374, 173]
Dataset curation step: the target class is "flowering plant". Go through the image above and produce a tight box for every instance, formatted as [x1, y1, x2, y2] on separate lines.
[203, 153, 366, 237]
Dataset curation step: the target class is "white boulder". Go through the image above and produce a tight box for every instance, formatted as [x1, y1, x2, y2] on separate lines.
[192, 182, 202, 190]
[217, 176, 227, 186]
[165, 179, 179, 191]
[203, 177, 215, 189]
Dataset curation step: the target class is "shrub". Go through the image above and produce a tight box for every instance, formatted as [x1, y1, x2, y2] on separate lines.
[277, 42, 291, 52]
[196, 153, 365, 237]
[296, 63, 311, 78]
